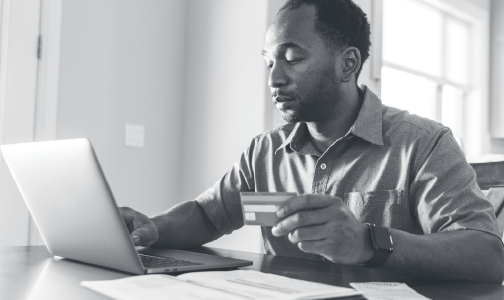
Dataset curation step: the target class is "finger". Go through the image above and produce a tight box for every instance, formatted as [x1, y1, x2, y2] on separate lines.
[119, 207, 136, 232]
[119, 206, 135, 220]
[119, 207, 158, 246]
[297, 239, 327, 254]
[132, 234, 140, 244]
[272, 209, 331, 236]
[277, 194, 342, 218]
[288, 224, 328, 244]
[131, 225, 157, 247]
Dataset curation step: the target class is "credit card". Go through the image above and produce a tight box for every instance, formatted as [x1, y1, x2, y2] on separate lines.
[240, 192, 297, 226]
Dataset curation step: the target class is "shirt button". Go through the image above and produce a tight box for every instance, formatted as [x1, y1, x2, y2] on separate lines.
[320, 163, 326, 170]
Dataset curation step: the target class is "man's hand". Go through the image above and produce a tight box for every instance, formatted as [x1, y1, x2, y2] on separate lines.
[119, 207, 159, 247]
[271, 194, 374, 264]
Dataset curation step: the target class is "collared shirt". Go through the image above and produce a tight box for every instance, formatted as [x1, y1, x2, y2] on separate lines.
[196, 86, 499, 261]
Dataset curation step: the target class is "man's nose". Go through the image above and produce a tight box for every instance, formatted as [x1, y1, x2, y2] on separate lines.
[268, 64, 288, 88]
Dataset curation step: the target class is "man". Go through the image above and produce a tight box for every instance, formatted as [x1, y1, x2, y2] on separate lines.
[121, 0, 504, 283]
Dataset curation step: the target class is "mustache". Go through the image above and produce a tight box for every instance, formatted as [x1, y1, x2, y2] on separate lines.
[271, 90, 296, 99]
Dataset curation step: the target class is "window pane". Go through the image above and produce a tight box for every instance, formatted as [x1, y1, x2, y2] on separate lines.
[446, 18, 470, 85]
[441, 85, 464, 137]
[381, 66, 437, 121]
[383, 0, 443, 77]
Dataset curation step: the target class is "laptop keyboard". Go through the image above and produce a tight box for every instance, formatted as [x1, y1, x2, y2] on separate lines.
[139, 254, 205, 268]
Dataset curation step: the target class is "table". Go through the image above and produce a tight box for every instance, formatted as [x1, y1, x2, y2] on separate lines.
[1, 246, 502, 300]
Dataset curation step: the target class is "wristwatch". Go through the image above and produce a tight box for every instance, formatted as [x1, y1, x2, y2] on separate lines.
[363, 223, 394, 268]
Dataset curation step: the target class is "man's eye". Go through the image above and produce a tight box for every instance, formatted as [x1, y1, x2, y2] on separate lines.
[267, 63, 273, 70]
[286, 59, 300, 65]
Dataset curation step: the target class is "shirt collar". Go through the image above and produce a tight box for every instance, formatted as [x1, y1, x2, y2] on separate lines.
[351, 85, 384, 146]
[275, 122, 304, 154]
[275, 85, 384, 154]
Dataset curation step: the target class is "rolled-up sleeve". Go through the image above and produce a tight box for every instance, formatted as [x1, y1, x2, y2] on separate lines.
[195, 139, 257, 235]
[410, 128, 500, 239]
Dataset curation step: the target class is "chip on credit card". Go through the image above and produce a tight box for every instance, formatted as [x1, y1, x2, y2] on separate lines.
[240, 192, 298, 226]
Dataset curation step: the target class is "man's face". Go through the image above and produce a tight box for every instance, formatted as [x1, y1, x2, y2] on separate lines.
[262, 5, 341, 124]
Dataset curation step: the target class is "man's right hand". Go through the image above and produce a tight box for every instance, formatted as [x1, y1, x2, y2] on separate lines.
[119, 207, 159, 247]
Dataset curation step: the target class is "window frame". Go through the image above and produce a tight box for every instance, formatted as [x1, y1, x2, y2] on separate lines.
[380, 0, 490, 159]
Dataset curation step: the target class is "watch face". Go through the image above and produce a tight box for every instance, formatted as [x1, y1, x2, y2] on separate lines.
[371, 225, 394, 253]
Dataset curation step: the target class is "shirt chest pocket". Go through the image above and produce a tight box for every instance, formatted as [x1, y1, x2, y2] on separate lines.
[344, 190, 403, 230]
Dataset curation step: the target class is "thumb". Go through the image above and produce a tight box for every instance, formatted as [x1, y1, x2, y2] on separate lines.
[131, 228, 147, 246]
[131, 226, 156, 247]
[131, 233, 141, 245]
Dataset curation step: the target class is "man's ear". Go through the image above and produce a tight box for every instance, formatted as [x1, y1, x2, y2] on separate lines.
[340, 47, 361, 83]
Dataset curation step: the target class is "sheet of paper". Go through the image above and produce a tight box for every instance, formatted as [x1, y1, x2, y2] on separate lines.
[350, 282, 431, 300]
[177, 270, 360, 300]
[81, 275, 242, 300]
[81, 270, 361, 300]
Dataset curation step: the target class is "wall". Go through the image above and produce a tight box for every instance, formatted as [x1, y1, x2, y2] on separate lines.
[461, 0, 490, 10]
[490, 0, 504, 150]
[55, 0, 270, 253]
[181, 0, 268, 253]
[56, 0, 187, 215]
[0, 0, 41, 246]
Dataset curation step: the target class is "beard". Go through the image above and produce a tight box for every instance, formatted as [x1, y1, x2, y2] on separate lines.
[279, 72, 340, 124]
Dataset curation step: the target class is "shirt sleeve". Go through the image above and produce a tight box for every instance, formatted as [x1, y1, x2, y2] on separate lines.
[195, 139, 257, 235]
[410, 128, 501, 240]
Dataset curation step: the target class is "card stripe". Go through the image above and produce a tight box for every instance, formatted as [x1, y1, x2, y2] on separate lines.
[243, 205, 278, 212]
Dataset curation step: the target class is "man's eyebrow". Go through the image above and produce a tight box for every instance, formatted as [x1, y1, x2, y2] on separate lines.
[261, 42, 302, 56]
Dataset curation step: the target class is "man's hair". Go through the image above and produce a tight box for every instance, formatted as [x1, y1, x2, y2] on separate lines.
[278, 0, 371, 81]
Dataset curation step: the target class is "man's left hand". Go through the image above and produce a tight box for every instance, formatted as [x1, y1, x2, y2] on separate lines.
[271, 194, 374, 264]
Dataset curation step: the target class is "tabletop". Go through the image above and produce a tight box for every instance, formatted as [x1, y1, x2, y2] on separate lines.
[1, 246, 503, 300]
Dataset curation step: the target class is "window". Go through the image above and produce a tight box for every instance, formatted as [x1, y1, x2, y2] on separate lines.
[381, 0, 471, 145]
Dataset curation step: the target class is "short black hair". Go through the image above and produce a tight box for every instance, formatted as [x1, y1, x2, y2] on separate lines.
[278, 0, 371, 81]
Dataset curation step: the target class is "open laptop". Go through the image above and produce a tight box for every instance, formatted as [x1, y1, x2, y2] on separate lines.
[0, 138, 252, 274]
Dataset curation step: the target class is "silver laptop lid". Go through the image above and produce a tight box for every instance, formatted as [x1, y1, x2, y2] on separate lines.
[1, 138, 145, 274]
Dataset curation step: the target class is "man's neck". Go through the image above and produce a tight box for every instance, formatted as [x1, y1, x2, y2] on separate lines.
[306, 86, 363, 154]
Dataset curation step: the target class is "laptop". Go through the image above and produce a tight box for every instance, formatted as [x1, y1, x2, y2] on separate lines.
[0, 138, 252, 274]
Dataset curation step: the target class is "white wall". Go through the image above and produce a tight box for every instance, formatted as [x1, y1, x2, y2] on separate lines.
[181, 0, 268, 253]
[464, 0, 490, 10]
[180, 0, 268, 201]
[56, 0, 187, 215]
[490, 0, 504, 148]
[54, 0, 270, 253]
[0, 0, 41, 246]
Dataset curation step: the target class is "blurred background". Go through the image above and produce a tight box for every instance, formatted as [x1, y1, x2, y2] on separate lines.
[0, 0, 503, 253]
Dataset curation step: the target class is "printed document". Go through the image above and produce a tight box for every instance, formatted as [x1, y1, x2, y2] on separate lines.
[81, 270, 361, 300]
[350, 282, 431, 300]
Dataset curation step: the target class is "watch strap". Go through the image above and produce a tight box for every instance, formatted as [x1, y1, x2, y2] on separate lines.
[363, 223, 393, 268]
